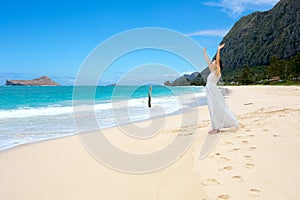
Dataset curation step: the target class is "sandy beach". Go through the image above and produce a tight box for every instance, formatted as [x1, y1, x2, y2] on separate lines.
[0, 86, 299, 200]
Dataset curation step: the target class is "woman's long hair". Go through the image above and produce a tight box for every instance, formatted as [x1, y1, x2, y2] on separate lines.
[212, 55, 223, 72]
[219, 59, 223, 72]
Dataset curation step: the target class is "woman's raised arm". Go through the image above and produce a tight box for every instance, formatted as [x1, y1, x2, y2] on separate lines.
[216, 43, 225, 76]
[204, 48, 213, 71]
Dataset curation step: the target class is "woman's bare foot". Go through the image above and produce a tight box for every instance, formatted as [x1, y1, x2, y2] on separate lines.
[208, 129, 220, 135]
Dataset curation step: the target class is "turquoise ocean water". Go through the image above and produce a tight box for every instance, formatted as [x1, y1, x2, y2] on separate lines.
[0, 85, 206, 151]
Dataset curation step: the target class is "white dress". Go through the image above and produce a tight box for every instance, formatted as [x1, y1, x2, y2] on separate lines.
[206, 70, 238, 131]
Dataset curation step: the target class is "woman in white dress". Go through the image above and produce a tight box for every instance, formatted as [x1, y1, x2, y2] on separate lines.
[203, 44, 238, 134]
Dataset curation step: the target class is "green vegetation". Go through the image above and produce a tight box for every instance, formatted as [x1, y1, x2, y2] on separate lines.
[221, 52, 300, 85]
[165, 53, 300, 86]
[219, 0, 300, 72]
[216, 0, 300, 86]
[164, 0, 300, 86]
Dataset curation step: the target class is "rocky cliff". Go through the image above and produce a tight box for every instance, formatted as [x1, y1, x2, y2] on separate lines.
[164, 72, 206, 86]
[220, 0, 300, 70]
[165, 0, 300, 85]
[5, 76, 60, 86]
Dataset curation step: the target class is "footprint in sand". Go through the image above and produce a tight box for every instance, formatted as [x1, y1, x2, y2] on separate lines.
[230, 147, 240, 152]
[262, 128, 268, 132]
[250, 188, 260, 197]
[242, 140, 249, 144]
[215, 152, 221, 156]
[248, 146, 256, 151]
[245, 163, 254, 169]
[219, 166, 234, 171]
[217, 194, 230, 199]
[178, 132, 194, 136]
[201, 178, 220, 186]
[247, 134, 255, 138]
[244, 155, 252, 160]
[235, 135, 243, 139]
[273, 134, 280, 137]
[232, 175, 243, 182]
[178, 129, 189, 133]
[219, 156, 230, 161]
[240, 124, 246, 128]
[245, 129, 251, 132]
[222, 141, 234, 146]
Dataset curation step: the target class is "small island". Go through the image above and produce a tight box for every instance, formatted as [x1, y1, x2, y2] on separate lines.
[5, 76, 60, 86]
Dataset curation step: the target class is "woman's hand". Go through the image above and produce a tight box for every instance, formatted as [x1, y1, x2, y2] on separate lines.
[203, 47, 207, 53]
[218, 43, 225, 50]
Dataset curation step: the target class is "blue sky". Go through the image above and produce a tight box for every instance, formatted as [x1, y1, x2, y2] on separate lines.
[0, 0, 279, 85]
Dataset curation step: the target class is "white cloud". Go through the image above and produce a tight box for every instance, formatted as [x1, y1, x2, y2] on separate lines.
[180, 71, 196, 76]
[203, 0, 279, 17]
[186, 29, 230, 37]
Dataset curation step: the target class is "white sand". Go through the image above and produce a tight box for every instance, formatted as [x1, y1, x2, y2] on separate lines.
[0, 86, 299, 200]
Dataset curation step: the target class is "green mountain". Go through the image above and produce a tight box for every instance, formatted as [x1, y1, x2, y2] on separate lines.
[165, 0, 300, 86]
[220, 0, 299, 70]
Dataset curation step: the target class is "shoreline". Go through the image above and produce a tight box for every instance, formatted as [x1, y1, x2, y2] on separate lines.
[0, 86, 207, 152]
[0, 101, 205, 153]
[0, 104, 204, 153]
[0, 86, 299, 200]
[0, 85, 207, 152]
[0, 85, 292, 153]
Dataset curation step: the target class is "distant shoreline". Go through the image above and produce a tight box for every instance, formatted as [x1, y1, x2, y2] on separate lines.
[5, 76, 60, 86]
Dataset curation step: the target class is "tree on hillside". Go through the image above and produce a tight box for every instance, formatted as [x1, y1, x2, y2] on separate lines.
[288, 52, 300, 80]
[239, 65, 253, 85]
[268, 55, 281, 77]
[190, 74, 205, 86]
